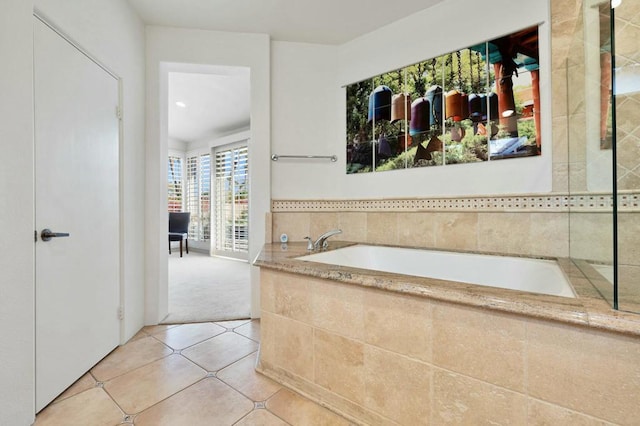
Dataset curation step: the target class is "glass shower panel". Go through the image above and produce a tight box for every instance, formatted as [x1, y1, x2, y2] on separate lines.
[612, 0, 640, 313]
[568, 0, 615, 306]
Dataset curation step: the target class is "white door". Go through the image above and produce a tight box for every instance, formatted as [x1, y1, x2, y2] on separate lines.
[34, 18, 120, 412]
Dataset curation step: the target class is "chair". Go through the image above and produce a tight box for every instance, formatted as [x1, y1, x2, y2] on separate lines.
[168, 212, 190, 257]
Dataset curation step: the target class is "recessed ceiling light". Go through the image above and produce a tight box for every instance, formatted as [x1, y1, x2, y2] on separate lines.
[175, 101, 186, 108]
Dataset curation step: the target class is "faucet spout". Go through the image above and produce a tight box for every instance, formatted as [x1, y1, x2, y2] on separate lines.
[314, 229, 342, 250]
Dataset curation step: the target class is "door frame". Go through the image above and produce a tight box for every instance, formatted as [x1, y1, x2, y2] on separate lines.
[33, 12, 125, 343]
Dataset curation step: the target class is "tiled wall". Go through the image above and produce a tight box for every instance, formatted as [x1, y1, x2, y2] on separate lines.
[259, 268, 640, 425]
[272, 207, 570, 258]
[270, 193, 638, 260]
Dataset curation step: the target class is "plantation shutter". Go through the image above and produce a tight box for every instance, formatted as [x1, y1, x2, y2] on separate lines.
[185, 153, 210, 241]
[167, 155, 183, 212]
[214, 144, 248, 257]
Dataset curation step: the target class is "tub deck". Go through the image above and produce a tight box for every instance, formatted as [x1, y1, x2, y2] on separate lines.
[254, 241, 640, 337]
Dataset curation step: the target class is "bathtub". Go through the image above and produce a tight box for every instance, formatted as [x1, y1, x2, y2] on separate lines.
[296, 244, 576, 298]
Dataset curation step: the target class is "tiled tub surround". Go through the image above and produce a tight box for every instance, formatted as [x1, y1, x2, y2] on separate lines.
[271, 193, 639, 260]
[254, 242, 640, 425]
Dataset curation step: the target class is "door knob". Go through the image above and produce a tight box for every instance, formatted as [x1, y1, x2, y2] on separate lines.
[40, 229, 70, 242]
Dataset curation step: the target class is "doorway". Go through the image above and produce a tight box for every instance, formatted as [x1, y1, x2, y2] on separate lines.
[163, 67, 251, 324]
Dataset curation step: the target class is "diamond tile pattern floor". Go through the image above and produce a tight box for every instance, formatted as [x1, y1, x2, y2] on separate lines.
[35, 320, 352, 425]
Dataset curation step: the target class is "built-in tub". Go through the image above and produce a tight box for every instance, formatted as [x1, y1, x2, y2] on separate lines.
[296, 244, 576, 298]
[256, 242, 640, 425]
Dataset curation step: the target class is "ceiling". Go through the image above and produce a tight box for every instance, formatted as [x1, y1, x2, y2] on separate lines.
[168, 68, 250, 143]
[127, 0, 445, 45]
[137, 0, 446, 143]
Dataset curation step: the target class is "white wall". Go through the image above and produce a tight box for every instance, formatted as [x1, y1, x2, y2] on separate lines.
[0, 2, 145, 423]
[169, 137, 188, 151]
[145, 26, 270, 323]
[271, 0, 551, 199]
[0, 1, 36, 424]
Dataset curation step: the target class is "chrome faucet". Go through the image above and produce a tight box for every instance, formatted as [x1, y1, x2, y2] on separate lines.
[313, 229, 342, 250]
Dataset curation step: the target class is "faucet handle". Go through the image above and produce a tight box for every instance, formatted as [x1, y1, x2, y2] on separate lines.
[304, 236, 314, 251]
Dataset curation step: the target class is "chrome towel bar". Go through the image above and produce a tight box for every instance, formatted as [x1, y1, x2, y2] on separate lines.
[271, 154, 337, 162]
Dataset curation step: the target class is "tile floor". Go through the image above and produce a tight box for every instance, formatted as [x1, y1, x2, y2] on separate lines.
[35, 320, 352, 426]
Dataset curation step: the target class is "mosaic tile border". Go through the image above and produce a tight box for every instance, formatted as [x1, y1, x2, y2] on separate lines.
[272, 192, 640, 213]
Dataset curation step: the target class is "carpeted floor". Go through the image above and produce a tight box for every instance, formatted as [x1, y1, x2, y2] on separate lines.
[162, 251, 251, 324]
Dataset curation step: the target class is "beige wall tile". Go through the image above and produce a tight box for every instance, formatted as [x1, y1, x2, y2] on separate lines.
[568, 112, 587, 163]
[478, 212, 531, 255]
[396, 212, 436, 248]
[432, 369, 527, 425]
[338, 212, 367, 242]
[528, 212, 570, 257]
[527, 319, 640, 424]
[527, 399, 616, 426]
[551, 68, 568, 117]
[265, 212, 273, 244]
[618, 212, 640, 265]
[432, 302, 526, 392]
[314, 329, 364, 404]
[266, 388, 350, 426]
[259, 312, 314, 382]
[618, 264, 640, 313]
[616, 126, 640, 172]
[615, 19, 640, 63]
[363, 289, 432, 363]
[551, 36, 570, 71]
[620, 0, 640, 24]
[567, 62, 585, 115]
[552, 115, 569, 163]
[260, 270, 277, 314]
[569, 213, 613, 263]
[553, 162, 569, 192]
[618, 168, 640, 191]
[433, 212, 478, 251]
[309, 212, 340, 242]
[272, 212, 310, 242]
[364, 346, 431, 425]
[550, 0, 580, 25]
[263, 270, 311, 323]
[569, 161, 587, 192]
[366, 212, 398, 245]
[311, 278, 364, 341]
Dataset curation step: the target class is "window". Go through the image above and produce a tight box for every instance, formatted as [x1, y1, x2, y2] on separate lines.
[214, 145, 248, 256]
[167, 155, 183, 212]
[185, 153, 211, 241]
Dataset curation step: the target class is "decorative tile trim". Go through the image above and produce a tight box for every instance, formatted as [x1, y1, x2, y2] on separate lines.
[272, 191, 640, 213]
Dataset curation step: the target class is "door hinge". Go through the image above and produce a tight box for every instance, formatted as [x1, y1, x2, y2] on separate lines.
[116, 106, 122, 120]
[118, 307, 124, 320]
